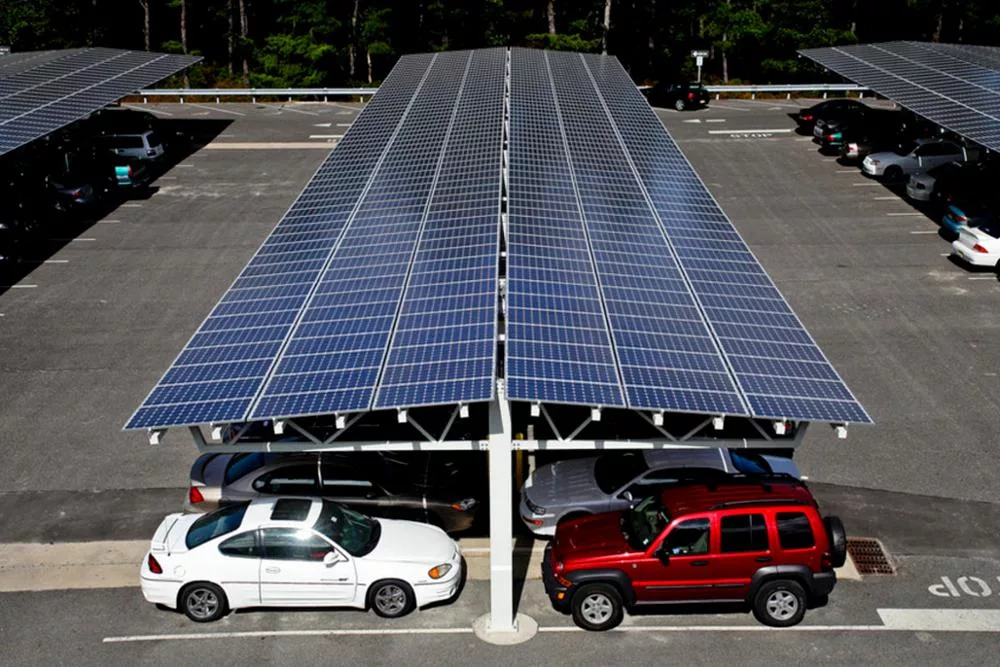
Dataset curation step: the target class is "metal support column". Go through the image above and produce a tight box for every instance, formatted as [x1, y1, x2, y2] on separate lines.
[486, 382, 515, 632]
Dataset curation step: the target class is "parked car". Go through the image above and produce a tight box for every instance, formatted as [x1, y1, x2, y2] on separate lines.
[905, 161, 969, 203]
[816, 110, 900, 154]
[862, 139, 978, 181]
[942, 198, 995, 236]
[46, 172, 99, 213]
[140, 497, 463, 622]
[794, 98, 868, 131]
[541, 478, 846, 631]
[519, 448, 799, 537]
[100, 130, 165, 161]
[951, 219, 1000, 271]
[645, 82, 709, 111]
[186, 452, 480, 534]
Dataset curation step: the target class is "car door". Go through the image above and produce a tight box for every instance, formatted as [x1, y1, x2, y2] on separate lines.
[631, 516, 716, 603]
[214, 530, 263, 608]
[709, 511, 772, 600]
[258, 527, 358, 606]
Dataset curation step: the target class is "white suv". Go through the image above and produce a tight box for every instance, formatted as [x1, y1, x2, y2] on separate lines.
[140, 497, 463, 622]
[102, 130, 165, 161]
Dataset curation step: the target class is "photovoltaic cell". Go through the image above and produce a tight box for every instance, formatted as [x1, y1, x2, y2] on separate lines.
[0, 47, 200, 157]
[579, 52, 870, 423]
[799, 41, 1000, 152]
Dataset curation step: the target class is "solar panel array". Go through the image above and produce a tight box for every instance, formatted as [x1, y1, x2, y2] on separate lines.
[128, 46, 870, 431]
[506, 48, 870, 423]
[0, 47, 200, 157]
[127, 49, 506, 430]
[799, 41, 1000, 152]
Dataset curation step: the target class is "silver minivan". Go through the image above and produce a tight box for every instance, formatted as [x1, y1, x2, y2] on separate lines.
[103, 130, 165, 161]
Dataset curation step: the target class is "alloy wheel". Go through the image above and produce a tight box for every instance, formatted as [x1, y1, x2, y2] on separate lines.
[580, 592, 614, 625]
[185, 588, 220, 620]
[765, 590, 799, 621]
[374, 584, 407, 615]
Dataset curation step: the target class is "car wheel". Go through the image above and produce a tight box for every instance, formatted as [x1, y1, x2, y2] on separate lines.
[571, 583, 624, 631]
[884, 166, 903, 181]
[752, 580, 807, 627]
[369, 579, 416, 619]
[179, 582, 228, 623]
[674, 99, 686, 112]
[824, 516, 848, 567]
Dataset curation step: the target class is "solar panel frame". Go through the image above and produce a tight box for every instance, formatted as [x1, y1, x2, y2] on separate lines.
[580, 51, 871, 424]
[799, 41, 1000, 152]
[0, 48, 200, 157]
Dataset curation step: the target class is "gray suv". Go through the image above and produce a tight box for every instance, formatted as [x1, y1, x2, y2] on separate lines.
[519, 449, 799, 537]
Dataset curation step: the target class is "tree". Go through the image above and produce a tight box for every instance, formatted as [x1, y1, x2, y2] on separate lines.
[138, 0, 150, 51]
[601, 0, 611, 55]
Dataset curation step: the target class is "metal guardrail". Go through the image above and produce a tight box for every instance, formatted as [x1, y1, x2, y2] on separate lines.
[704, 83, 869, 100]
[134, 83, 869, 104]
[135, 87, 377, 103]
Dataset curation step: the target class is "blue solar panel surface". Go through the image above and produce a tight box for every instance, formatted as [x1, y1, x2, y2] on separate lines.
[128, 46, 869, 430]
[128, 49, 504, 430]
[0, 48, 200, 157]
[799, 42, 1000, 153]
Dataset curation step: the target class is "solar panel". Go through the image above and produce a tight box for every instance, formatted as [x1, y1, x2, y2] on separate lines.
[579, 52, 870, 424]
[799, 42, 1000, 152]
[128, 49, 505, 430]
[0, 47, 200, 157]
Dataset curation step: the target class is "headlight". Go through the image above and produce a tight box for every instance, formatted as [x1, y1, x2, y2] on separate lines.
[524, 495, 546, 515]
[428, 563, 453, 580]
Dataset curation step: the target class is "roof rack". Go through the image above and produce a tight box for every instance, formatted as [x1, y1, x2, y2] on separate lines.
[710, 498, 811, 510]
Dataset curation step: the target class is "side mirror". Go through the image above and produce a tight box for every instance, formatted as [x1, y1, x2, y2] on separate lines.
[323, 551, 345, 567]
[656, 548, 671, 565]
[620, 490, 633, 503]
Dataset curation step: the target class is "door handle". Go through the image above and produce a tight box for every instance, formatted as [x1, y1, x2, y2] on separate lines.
[265, 567, 280, 574]
[690, 560, 710, 567]
[755, 556, 772, 563]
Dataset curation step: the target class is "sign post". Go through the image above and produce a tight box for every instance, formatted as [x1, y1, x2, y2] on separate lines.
[691, 50, 709, 83]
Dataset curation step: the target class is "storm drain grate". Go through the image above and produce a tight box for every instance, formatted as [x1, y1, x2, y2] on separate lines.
[847, 537, 895, 575]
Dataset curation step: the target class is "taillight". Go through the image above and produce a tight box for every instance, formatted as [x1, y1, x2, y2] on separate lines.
[848, 143, 858, 151]
[821, 553, 833, 570]
[825, 134, 834, 141]
[973, 244, 989, 253]
[687, 92, 695, 100]
[71, 189, 82, 197]
[954, 214, 968, 223]
[188, 486, 204, 504]
[128, 165, 134, 178]
[802, 114, 813, 121]
[147, 554, 163, 574]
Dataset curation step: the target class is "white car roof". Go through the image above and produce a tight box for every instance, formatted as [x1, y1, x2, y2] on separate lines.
[241, 496, 322, 528]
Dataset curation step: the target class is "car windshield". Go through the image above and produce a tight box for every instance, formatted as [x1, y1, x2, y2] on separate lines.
[313, 500, 380, 557]
[594, 452, 650, 494]
[893, 142, 917, 156]
[186, 502, 249, 549]
[622, 494, 670, 550]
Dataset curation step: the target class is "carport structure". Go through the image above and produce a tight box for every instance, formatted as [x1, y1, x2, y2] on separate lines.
[127, 47, 870, 636]
[0, 47, 201, 157]
[799, 41, 1000, 152]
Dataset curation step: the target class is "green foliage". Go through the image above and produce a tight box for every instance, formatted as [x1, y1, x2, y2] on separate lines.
[1, 0, 999, 87]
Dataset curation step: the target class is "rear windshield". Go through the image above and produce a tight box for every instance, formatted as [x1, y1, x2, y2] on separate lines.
[728, 451, 774, 476]
[893, 142, 917, 156]
[146, 132, 162, 147]
[594, 452, 650, 494]
[224, 453, 272, 485]
[186, 502, 249, 549]
[977, 221, 1000, 239]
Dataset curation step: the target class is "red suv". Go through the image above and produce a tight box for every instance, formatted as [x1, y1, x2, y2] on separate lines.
[542, 478, 846, 630]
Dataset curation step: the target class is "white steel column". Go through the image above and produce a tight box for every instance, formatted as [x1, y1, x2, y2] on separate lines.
[486, 381, 515, 632]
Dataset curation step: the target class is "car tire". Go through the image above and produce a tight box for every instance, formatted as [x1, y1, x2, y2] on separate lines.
[179, 582, 228, 623]
[752, 580, 807, 627]
[674, 99, 686, 112]
[369, 579, 416, 619]
[824, 516, 848, 567]
[884, 166, 903, 181]
[571, 583, 625, 631]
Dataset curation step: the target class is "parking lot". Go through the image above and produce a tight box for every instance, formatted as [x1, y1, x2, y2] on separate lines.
[1, 99, 999, 662]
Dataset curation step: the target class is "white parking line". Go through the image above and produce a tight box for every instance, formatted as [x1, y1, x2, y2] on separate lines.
[258, 103, 319, 115]
[6, 284, 38, 289]
[852, 182, 881, 187]
[873, 196, 897, 200]
[97, 220, 120, 224]
[43, 259, 69, 263]
[102, 609, 1000, 644]
[910, 230, 938, 234]
[886, 212, 923, 217]
[55, 238, 96, 241]
[708, 128, 793, 134]
[309, 134, 344, 139]
[186, 103, 245, 116]
[795, 137, 814, 142]
[968, 275, 997, 280]
[121, 203, 143, 208]
[337, 123, 353, 127]
[158, 176, 177, 180]
[836, 169, 858, 173]
[706, 103, 752, 112]
[705, 118, 726, 123]
[177, 164, 195, 168]
[122, 103, 172, 116]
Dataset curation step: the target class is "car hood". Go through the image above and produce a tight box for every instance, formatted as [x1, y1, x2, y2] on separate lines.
[523, 457, 604, 508]
[365, 519, 457, 565]
[554, 512, 634, 564]
[866, 151, 902, 163]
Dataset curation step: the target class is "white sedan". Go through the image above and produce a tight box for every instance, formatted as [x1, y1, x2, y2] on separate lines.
[952, 220, 1000, 271]
[862, 139, 978, 180]
[140, 497, 463, 622]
